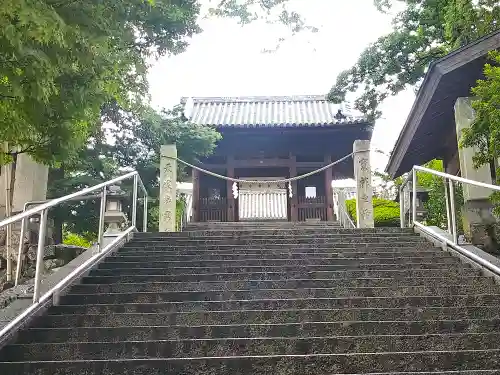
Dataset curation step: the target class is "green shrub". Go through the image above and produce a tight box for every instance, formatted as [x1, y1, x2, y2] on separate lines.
[175, 195, 187, 231]
[345, 198, 400, 227]
[63, 232, 93, 248]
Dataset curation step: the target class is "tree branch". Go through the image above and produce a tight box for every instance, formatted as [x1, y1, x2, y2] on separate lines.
[0, 94, 17, 100]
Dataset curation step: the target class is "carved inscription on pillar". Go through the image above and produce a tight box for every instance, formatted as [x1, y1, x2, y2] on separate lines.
[159, 145, 177, 232]
[353, 140, 374, 228]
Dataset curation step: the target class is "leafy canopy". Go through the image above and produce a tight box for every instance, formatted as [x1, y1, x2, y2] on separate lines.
[48, 104, 221, 238]
[460, 51, 500, 214]
[328, 0, 499, 120]
[0, 0, 201, 164]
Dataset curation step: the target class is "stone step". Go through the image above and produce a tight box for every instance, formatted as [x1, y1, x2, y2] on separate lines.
[118, 245, 436, 253]
[131, 233, 422, 241]
[123, 242, 432, 250]
[145, 228, 416, 236]
[92, 263, 471, 275]
[128, 237, 427, 245]
[3, 349, 500, 374]
[4, 333, 500, 361]
[81, 275, 485, 287]
[19, 318, 500, 342]
[103, 255, 460, 266]
[108, 253, 452, 262]
[98, 257, 460, 269]
[178, 226, 411, 231]
[42, 306, 500, 326]
[179, 226, 342, 231]
[73, 278, 493, 294]
[115, 248, 442, 257]
[59, 285, 500, 304]
[50, 294, 500, 314]
[116, 246, 442, 256]
[183, 222, 343, 226]
[86, 269, 481, 282]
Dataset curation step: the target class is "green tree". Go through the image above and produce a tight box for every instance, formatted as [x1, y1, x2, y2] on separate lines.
[460, 51, 500, 215]
[416, 159, 464, 231]
[327, 0, 499, 120]
[47, 104, 220, 239]
[0, 0, 201, 165]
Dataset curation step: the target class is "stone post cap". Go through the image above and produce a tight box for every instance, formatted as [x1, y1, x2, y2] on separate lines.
[160, 144, 177, 157]
[353, 140, 370, 153]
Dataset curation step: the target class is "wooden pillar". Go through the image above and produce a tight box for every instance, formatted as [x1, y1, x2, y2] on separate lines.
[289, 153, 298, 222]
[227, 156, 235, 222]
[324, 155, 334, 221]
[192, 167, 200, 222]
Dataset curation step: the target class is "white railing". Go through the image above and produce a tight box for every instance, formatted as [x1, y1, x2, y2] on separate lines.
[400, 165, 500, 275]
[334, 189, 356, 229]
[0, 171, 148, 301]
[0, 171, 148, 347]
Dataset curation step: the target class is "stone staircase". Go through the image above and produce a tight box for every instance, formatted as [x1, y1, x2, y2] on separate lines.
[2, 222, 500, 374]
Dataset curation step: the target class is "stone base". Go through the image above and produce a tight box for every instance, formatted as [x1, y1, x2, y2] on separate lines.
[469, 223, 500, 255]
[461, 199, 499, 254]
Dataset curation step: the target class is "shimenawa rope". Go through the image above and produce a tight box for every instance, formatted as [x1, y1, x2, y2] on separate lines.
[163, 152, 354, 184]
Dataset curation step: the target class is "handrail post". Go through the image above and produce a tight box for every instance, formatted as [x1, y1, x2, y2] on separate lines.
[97, 187, 107, 252]
[444, 178, 452, 234]
[132, 174, 138, 228]
[143, 195, 148, 233]
[412, 168, 417, 225]
[449, 179, 458, 244]
[33, 209, 48, 303]
[399, 185, 404, 228]
[14, 217, 27, 286]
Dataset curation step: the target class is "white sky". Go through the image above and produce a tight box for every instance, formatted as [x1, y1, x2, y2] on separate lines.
[148, 0, 416, 180]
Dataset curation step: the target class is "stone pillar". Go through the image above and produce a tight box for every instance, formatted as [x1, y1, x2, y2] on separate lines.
[159, 145, 177, 232]
[455, 98, 494, 200]
[353, 140, 374, 228]
[0, 155, 49, 282]
[0, 154, 49, 216]
[455, 97, 498, 249]
[324, 155, 334, 221]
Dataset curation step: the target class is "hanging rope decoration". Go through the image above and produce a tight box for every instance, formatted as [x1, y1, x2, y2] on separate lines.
[232, 181, 239, 199]
[165, 152, 355, 185]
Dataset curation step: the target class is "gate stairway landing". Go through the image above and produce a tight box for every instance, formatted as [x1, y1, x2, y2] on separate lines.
[2, 222, 500, 374]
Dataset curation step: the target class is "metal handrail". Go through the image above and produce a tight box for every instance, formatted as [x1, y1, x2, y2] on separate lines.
[399, 164, 500, 280]
[14, 194, 101, 286]
[414, 165, 500, 191]
[333, 189, 356, 229]
[0, 226, 135, 348]
[401, 163, 499, 244]
[0, 170, 148, 300]
[338, 204, 356, 228]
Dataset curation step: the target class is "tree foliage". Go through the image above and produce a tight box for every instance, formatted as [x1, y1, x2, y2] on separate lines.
[416, 159, 464, 231]
[208, 0, 318, 51]
[47, 105, 221, 239]
[460, 51, 500, 215]
[327, 0, 499, 120]
[0, 0, 201, 164]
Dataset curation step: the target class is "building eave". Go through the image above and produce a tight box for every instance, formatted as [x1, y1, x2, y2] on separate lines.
[385, 29, 500, 178]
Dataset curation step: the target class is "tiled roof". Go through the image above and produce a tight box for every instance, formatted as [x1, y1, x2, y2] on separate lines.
[181, 96, 368, 128]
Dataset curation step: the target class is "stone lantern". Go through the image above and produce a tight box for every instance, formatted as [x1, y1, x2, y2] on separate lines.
[103, 184, 128, 244]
